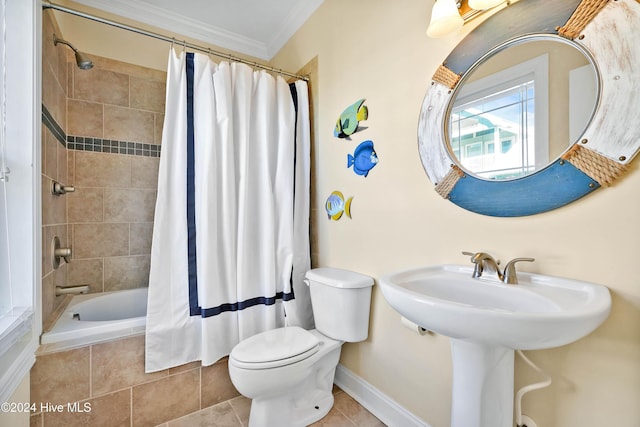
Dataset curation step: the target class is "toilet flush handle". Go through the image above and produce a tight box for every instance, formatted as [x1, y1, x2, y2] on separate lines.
[303, 279, 310, 287]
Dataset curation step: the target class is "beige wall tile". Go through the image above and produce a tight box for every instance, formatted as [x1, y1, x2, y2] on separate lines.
[73, 223, 129, 259]
[92, 55, 166, 82]
[67, 258, 104, 293]
[155, 113, 165, 145]
[103, 255, 150, 291]
[67, 187, 103, 223]
[42, 176, 67, 226]
[130, 76, 166, 113]
[73, 68, 129, 107]
[41, 273, 55, 330]
[92, 335, 167, 396]
[57, 142, 68, 185]
[43, 389, 131, 427]
[43, 128, 58, 179]
[29, 412, 41, 427]
[74, 152, 131, 188]
[68, 100, 103, 138]
[104, 105, 155, 144]
[201, 359, 240, 408]
[30, 347, 90, 408]
[42, 225, 68, 278]
[131, 156, 160, 189]
[132, 369, 200, 427]
[130, 222, 154, 255]
[103, 188, 156, 222]
[42, 62, 67, 135]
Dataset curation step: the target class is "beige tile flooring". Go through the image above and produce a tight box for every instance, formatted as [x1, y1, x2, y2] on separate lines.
[157, 387, 387, 427]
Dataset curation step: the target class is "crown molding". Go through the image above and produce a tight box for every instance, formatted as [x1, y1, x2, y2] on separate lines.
[69, 0, 323, 60]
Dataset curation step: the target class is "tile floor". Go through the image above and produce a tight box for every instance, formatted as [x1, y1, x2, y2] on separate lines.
[157, 387, 387, 427]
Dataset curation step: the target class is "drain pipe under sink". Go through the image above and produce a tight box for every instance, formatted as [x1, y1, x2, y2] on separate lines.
[515, 350, 551, 427]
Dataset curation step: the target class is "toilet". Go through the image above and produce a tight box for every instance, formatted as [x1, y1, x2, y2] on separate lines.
[228, 267, 374, 427]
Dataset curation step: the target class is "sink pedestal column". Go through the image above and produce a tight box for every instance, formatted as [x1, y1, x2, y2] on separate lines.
[450, 339, 514, 427]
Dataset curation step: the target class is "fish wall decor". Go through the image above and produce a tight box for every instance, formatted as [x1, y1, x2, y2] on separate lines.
[325, 191, 353, 221]
[348, 140, 379, 177]
[334, 98, 368, 138]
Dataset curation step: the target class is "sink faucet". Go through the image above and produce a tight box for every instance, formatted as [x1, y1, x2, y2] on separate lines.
[462, 252, 535, 284]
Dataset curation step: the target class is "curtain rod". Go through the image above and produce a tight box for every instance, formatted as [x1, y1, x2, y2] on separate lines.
[41, 1, 309, 81]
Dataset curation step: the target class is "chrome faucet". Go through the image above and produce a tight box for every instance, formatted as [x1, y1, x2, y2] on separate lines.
[462, 252, 535, 284]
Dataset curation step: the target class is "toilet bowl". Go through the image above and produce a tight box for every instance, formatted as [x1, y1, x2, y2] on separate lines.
[228, 268, 374, 427]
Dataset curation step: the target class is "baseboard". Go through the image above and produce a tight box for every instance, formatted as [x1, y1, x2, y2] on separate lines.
[334, 364, 432, 427]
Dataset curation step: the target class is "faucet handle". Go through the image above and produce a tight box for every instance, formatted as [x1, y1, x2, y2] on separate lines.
[503, 257, 535, 284]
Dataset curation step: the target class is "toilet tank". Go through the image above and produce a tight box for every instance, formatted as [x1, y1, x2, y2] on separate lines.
[305, 268, 374, 342]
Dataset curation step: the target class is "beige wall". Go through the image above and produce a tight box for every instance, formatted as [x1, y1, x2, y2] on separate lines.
[271, 1, 640, 427]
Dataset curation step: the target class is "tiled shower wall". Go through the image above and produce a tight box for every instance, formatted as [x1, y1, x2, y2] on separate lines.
[41, 9, 165, 327]
[37, 10, 246, 427]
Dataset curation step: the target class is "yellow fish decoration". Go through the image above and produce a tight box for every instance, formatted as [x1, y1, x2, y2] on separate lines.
[325, 191, 353, 221]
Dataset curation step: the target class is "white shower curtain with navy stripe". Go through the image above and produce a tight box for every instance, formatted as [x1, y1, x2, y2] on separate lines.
[145, 48, 312, 373]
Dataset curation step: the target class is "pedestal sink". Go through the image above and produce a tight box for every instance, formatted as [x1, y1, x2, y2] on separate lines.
[379, 264, 611, 427]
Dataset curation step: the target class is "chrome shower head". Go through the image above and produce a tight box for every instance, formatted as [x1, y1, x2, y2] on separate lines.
[53, 34, 93, 70]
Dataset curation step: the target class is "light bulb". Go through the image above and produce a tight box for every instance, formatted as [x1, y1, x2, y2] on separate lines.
[426, 0, 464, 38]
[468, 0, 505, 10]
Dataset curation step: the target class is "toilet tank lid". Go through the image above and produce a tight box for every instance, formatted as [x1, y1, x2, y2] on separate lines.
[305, 268, 374, 289]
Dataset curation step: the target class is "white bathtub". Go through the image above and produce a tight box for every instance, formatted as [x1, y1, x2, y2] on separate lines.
[40, 288, 147, 352]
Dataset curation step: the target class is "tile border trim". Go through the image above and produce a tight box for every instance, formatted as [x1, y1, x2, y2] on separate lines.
[42, 105, 161, 158]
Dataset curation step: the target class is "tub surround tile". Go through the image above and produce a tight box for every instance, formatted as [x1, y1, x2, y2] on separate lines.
[67, 99, 103, 139]
[132, 369, 200, 427]
[130, 76, 166, 113]
[43, 389, 131, 427]
[30, 347, 90, 408]
[103, 188, 156, 222]
[92, 335, 167, 396]
[103, 255, 150, 291]
[131, 156, 161, 188]
[43, 127, 59, 179]
[73, 223, 129, 259]
[67, 187, 104, 223]
[130, 222, 154, 255]
[42, 175, 67, 226]
[67, 258, 104, 294]
[104, 104, 155, 145]
[155, 113, 165, 144]
[74, 152, 132, 188]
[73, 68, 129, 107]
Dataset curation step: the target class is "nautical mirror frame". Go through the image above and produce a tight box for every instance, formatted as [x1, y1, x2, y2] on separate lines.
[418, 0, 640, 217]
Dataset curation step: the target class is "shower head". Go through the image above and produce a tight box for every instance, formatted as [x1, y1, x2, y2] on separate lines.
[53, 34, 93, 70]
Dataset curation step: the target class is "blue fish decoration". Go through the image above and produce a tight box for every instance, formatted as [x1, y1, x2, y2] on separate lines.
[348, 140, 379, 177]
[325, 191, 353, 221]
[334, 99, 368, 138]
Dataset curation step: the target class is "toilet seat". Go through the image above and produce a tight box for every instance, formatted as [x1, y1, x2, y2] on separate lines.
[230, 326, 319, 370]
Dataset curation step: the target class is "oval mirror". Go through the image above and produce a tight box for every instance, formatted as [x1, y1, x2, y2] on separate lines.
[447, 35, 598, 181]
[418, 0, 640, 217]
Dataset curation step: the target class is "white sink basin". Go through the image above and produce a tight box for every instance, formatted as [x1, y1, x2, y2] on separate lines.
[380, 264, 611, 427]
[380, 264, 611, 350]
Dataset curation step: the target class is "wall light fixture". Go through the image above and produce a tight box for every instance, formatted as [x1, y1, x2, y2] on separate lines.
[426, 0, 508, 38]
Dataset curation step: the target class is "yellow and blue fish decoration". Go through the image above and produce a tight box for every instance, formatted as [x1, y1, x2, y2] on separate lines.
[334, 99, 368, 138]
[325, 191, 353, 221]
[348, 140, 379, 177]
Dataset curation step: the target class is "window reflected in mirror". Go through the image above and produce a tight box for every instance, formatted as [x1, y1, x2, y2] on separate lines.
[447, 35, 598, 181]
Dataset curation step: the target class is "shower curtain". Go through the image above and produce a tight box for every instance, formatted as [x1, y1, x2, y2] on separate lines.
[145, 48, 312, 372]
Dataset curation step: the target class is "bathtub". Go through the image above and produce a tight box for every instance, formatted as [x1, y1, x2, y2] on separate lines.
[40, 288, 147, 352]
